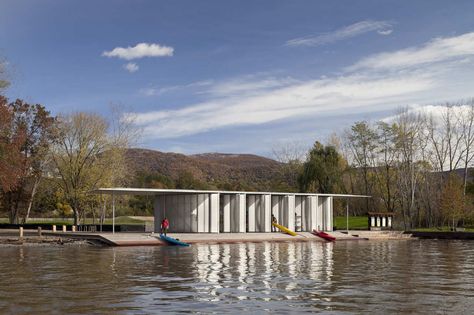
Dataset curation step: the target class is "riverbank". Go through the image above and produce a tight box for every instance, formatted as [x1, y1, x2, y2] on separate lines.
[408, 231, 474, 240]
[0, 229, 413, 246]
[0, 235, 91, 247]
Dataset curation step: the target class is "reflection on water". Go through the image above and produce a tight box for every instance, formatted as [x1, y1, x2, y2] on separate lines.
[0, 240, 473, 314]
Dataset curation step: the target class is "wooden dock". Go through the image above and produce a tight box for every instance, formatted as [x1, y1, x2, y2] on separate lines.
[1, 229, 376, 246]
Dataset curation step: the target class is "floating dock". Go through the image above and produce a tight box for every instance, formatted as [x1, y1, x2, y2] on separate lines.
[39, 231, 369, 246]
[0, 229, 409, 246]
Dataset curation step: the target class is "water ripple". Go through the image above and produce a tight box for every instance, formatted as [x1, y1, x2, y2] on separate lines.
[0, 240, 473, 314]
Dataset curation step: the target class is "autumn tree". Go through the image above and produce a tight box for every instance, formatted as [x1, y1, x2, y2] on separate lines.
[0, 59, 9, 91]
[439, 174, 466, 230]
[52, 112, 130, 225]
[0, 97, 23, 195]
[0, 97, 57, 223]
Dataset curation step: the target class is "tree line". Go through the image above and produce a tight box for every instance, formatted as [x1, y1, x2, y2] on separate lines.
[295, 102, 474, 229]
[0, 94, 134, 225]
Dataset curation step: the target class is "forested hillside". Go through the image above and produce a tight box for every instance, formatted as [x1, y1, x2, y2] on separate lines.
[125, 148, 286, 191]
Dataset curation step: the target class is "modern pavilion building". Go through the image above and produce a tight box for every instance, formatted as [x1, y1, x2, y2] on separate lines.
[94, 188, 367, 233]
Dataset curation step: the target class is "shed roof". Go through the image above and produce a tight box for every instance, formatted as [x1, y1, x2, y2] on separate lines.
[91, 187, 370, 198]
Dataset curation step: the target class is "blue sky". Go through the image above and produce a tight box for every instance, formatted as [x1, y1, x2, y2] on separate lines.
[1, 1, 474, 156]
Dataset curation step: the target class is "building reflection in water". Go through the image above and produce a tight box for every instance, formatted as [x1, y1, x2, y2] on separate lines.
[187, 241, 334, 303]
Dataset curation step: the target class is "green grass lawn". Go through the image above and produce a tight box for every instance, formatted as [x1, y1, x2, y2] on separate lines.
[334, 216, 368, 230]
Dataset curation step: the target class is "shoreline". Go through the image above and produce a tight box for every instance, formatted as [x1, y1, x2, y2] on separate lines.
[0, 235, 96, 247]
[0, 229, 413, 247]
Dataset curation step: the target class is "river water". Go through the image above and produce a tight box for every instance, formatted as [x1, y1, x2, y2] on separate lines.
[0, 240, 473, 314]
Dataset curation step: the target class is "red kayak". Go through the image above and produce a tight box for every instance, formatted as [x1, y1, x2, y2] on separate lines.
[312, 230, 336, 242]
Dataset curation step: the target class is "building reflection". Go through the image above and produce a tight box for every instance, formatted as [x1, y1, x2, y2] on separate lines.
[186, 241, 334, 302]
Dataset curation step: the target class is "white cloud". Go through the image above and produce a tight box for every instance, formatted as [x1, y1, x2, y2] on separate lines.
[286, 20, 393, 47]
[377, 29, 393, 36]
[348, 32, 474, 71]
[140, 86, 178, 96]
[382, 103, 474, 123]
[102, 42, 174, 60]
[127, 32, 474, 140]
[123, 62, 139, 73]
[206, 76, 299, 97]
[130, 73, 434, 138]
[140, 80, 214, 96]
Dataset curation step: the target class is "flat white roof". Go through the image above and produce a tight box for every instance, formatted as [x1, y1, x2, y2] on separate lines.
[91, 187, 369, 198]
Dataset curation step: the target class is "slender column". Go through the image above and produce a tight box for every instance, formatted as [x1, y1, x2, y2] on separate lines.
[197, 194, 205, 232]
[247, 195, 255, 232]
[322, 196, 333, 231]
[184, 194, 192, 232]
[204, 194, 209, 232]
[223, 195, 231, 232]
[294, 196, 302, 232]
[264, 194, 271, 232]
[209, 193, 220, 233]
[310, 195, 317, 231]
[286, 194, 295, 231]
[328, 196, 333, 231]
[255, 196, 263, 232]
[191, 194, 198, 232]
[230, 195, 238, 232]
[321, 197, 328, 231]
[303, 196, 310, 231]
[238, 194, 246, 232]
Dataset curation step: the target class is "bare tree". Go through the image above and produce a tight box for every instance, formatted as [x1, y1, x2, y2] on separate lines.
[443, 104, 464, 171]
[373, 121, 399, 213]
[272, 141, 307, 163]
[346, 121, 377, 212]
[459, 99, 474, 194]
[394, 107, 426, 229]
[426, 110, 448, 172]
[272, 141, 308, 190]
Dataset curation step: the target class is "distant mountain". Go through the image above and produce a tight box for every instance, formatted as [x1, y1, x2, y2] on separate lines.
[124, 148, 284, 190]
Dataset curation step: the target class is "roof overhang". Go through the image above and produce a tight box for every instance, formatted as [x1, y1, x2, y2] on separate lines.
[91, 187, 370, 198]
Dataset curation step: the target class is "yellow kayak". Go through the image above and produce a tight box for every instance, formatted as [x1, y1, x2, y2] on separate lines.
[272, 222, 297, 236]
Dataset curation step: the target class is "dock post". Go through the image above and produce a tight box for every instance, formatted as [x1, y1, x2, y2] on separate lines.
[72, 225, 76, 232]
[52, 225, 56, 232]
[38, 227, 42, 238]
[19, 227, 24, 240]
[62, 225, 67, 232]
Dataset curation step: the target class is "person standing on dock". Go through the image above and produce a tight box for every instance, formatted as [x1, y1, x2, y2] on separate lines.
[271, 214, 277, 232]
[161, 217, 169, 236]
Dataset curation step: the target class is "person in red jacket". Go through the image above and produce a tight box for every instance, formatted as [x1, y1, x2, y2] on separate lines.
[161, 217, 170, 236]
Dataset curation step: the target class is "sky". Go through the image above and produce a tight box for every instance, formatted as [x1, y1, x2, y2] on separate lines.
[1, 0, 474, 156]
